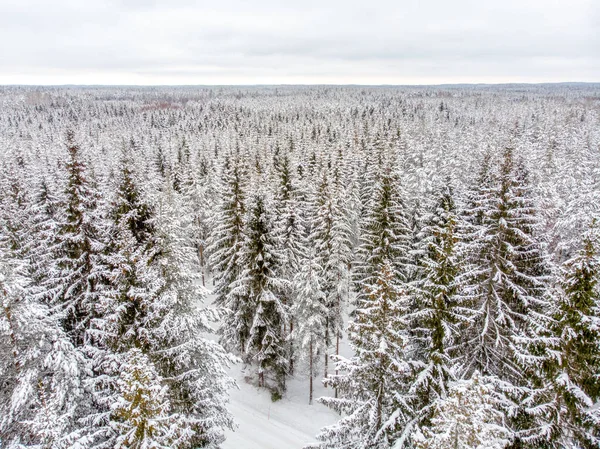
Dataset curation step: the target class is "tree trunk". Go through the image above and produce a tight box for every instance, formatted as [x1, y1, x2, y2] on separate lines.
[335, 290, 341, 398]
[289, 319, 295, 375]
[309, 338, 314, 405]
[324, 321, 329, 380]
[335, 330, 340, 398]
[199, 244, 205, 287]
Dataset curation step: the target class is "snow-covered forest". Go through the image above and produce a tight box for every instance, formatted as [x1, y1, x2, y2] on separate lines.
[1, 84, 599, 449]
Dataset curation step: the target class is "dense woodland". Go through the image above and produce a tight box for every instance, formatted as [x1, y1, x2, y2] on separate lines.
[0, 84, 599, 448]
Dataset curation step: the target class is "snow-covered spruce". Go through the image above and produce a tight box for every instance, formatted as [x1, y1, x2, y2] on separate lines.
[311, 261, 414, 449]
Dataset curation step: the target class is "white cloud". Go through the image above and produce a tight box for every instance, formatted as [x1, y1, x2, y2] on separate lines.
[0, 0, 598, 84]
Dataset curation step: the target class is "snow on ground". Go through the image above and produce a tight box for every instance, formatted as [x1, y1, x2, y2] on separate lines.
[221, 334, 354, 448]
[203, 281, 353, 449]
[222, 363, 340, 449]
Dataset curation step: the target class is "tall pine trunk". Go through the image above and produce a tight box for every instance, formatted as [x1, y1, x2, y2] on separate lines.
[335, 329, 340, 398]
[309, 337, 314, 405]
[289, 319, 295, 375]
[324, 318, 329, 380]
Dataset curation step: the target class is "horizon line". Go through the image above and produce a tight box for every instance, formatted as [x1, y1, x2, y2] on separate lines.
[1, 81, 599, 88]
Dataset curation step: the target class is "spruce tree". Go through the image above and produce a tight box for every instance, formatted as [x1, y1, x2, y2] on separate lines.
[25, 177, 60, 293]
[539, 221, 600, 447]
[0, 246, 88, 449]
[311, 173, 352, 378]
[47, 131, 106, 347]
[408, 182, 470, 429]
[0, 162, 30, 261]
[149, 180, 235, 448]
[274, 154, 306, 373]
[355, 163, 412, 296]
[274, 154, 305, 277]
[461, 148, 550, 383]
[313, 261, 413, 448]
[230, 191, 289, 393]
[112, 349, 177, 449]
[89, 160, 235, 449]
[182, 155, 216, 287]
[292, 244, 327, 404]
[208, 156, 246, 307]
[460, 149, 552, 446]
[412, 372, 511, 449]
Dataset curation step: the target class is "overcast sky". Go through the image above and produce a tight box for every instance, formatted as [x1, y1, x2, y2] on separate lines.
[0, 0, 598, 85]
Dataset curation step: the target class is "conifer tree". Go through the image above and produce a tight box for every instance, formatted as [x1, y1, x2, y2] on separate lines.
[327, 190, 352, 379]
[0, 247, 88, 449]
[149, 180, 235, 448]
[0, 163, 30, 260]
[274, 154, 306, 373]
[112, 349, 177, 449]
[461, 148, 550, 383]
[408, 182, 470, 429]
[538, 221, 600, 447]
[47, 131, 106, 347]
[88, 161, 235, 449]
[230, 190, 289, 393]
[412, 372, 511, 449]
[460, 149, 552, 446]
[355, 163, 412, 296]
[274, 155, 305, 277]
[208, 156, 246, 307]
[25, 177, 60, 292]
[310, 173, 352, 378]
[292, 245, 327, 404]
[312, 261, 414, 449]
[183, 155, 216, 286]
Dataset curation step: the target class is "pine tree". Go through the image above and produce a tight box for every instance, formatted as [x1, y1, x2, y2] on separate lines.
[408, 181, 470, 428]
[229, 191, 289, 393]
[461, 148, 550, 384]
[539, 221, 600, 447]
[412, 372, 511, 449]
[47, 131, 106, 347]
[208, 156, 246, 307]
[292, 245, 327, 404]
[312, 262, 413, 449]
[0, 248, 88, 449]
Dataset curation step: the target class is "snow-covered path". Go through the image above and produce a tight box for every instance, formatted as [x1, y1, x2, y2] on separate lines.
[222, 365, 340, 449]
[204, 285, 351, 449]
[223, 399, 318, 449]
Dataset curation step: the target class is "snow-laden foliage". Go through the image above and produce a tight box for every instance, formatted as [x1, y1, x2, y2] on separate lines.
[0, 245, 89, 449]
[406, 181, 471, 429]
[460, 147, 551, 384]
[291, 244, 327, 404]
[533, 221, 600, 447]
[412, 372, 511, 449]
[0, 84, 599, 448]
[311, 262, 414, 448]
